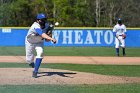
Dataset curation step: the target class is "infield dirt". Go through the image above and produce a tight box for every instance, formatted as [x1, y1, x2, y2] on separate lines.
[0, 56, 140, 85]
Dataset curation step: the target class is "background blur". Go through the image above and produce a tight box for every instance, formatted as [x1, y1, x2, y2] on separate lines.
[0, 0, 140, 27]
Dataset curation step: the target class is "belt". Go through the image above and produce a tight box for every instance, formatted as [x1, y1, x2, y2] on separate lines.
[119, 35, 122, 36]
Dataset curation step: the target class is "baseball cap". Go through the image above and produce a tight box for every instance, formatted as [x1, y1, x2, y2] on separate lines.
[118, 18, 122, 21]
[117, 18, 122, 24]
[37, 13, 46, 19]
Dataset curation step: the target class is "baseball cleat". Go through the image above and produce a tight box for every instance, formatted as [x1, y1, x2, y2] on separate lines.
[29, 62, 34, 68]
[32, 71, 38, 78]
[123, 54, 126, 56]
[116, 54, 119, 57]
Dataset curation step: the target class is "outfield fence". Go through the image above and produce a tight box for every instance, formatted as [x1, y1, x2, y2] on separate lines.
[0, 27, 140, 47]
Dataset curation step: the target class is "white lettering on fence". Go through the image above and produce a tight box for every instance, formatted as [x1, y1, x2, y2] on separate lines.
[94, 30, 103, 44]
[84, 30, 94, 44]
[2, 28, 11, 33]
[62, 30, 73, 44]
[104, 30, 113, 44]
[53, 29, 114, 45]
[75, 30, 83, 44]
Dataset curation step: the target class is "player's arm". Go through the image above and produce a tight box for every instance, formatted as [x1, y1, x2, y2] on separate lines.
[42, 33, 56, 43]
[35, 28, 56, 43]
[113, 27, 117, 38]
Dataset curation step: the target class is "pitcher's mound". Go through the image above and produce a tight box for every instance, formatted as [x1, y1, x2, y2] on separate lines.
[0, 68, 140, 85]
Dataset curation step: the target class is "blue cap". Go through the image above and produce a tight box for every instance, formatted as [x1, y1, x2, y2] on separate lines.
[117, 18, 122, 24]
[118, 18, 122, 21]
[37, 13, 46, 19]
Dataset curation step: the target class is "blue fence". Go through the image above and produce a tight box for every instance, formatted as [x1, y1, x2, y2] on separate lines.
[0, 27, 140, 47]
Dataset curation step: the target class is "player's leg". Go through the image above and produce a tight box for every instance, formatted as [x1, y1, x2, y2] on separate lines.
[25, 41, 35, 68]
[115, 37, 120, 56]
[120, 38, 126, 56]
[33, 43, 44, 78]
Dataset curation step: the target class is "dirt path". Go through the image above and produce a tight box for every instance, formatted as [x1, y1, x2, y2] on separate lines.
[0, 56, 140, 65]
[0, 56, 140, 85]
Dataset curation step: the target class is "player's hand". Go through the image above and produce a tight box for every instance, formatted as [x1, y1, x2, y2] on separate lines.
[52, 38, 57, 44]
[46, 31, 52, 37]
[122, 34, 126, 39]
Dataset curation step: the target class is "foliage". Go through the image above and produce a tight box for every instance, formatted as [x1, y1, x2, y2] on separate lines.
[0, 0, 140, 27]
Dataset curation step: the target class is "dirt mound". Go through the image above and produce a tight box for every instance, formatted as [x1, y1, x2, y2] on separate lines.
[0, 68, 140, 85]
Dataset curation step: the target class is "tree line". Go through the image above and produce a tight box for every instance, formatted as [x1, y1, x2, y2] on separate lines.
[0, 0, 139, 27]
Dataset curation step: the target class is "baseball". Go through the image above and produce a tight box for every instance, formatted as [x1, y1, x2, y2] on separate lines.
[55, 22, 59, 26]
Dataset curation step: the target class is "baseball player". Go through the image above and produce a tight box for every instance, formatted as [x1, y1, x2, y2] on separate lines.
[25, 13, 56, 78]
[113, 18, 127, 56]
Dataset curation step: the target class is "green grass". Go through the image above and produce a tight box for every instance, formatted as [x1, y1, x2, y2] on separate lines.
[0, 46, 140, 93]
[0, 63, 140, 77]
[0, 84, 140, 93]
[0, 46, 140, 56]
[41, 63, 140, 77]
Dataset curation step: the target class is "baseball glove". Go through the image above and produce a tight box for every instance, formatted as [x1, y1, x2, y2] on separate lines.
[45, 31, 52, 42]
[45, 24, 54, 42]
[46, 30, 52, 37]
[122, 34, 126, 39]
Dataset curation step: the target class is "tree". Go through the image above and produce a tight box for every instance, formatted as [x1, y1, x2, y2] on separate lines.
[0, 0, 140, 27]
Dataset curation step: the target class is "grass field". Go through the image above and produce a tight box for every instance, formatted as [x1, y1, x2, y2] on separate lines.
[0, 84, 140, 93]
[0, 47, 140, 93]
[0, 63, 140, 77]
[0, 46, 140, 56]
